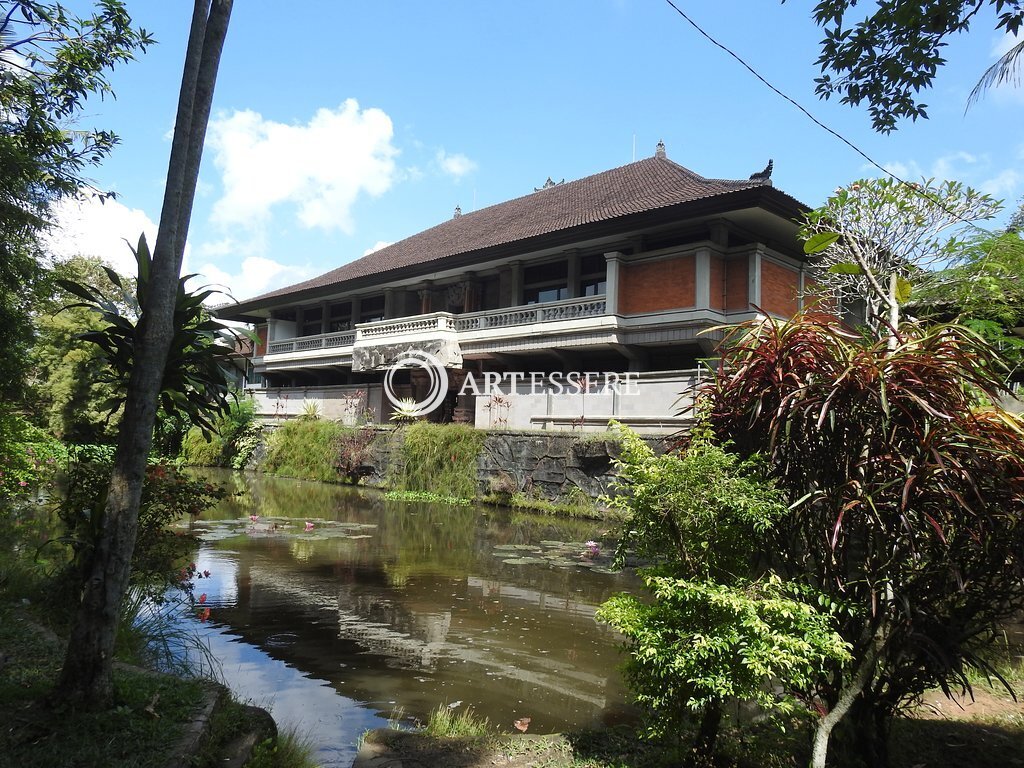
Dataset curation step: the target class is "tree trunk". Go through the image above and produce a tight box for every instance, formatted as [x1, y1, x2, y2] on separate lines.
[810, 632, 883, 768]
[687, 701, 722, 768]
[54, 0, 232, 708]
[847, 697, 892, 768]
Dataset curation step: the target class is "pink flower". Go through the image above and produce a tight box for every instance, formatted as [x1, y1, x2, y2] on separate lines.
[305, 521, 314, 531]
[198, 593, 207, 604]
[18, 480, 28, 487]
[249, 514, 259, 523]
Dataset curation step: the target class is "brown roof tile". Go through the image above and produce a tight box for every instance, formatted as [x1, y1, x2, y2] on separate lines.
[239, 156, 775, 306]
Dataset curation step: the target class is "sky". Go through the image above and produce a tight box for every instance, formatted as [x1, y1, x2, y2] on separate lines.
[43, 0, 1024, 303]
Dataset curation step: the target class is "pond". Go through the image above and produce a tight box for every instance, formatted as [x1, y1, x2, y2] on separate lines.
[176, 469, 641, 767]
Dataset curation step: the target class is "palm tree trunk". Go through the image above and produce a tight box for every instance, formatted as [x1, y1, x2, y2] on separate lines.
[54, 0, 232, 708]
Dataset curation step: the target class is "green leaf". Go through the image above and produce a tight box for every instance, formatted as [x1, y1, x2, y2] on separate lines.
[804, 231, 841, 254]
[895, 276, 912, 304]
[827, 263, 864, 275]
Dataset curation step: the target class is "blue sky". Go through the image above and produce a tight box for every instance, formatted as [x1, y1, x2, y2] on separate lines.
[46, 1, 1024, 302]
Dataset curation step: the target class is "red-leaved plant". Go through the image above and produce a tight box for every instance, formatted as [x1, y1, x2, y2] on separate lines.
[702, 314, 1024, 768]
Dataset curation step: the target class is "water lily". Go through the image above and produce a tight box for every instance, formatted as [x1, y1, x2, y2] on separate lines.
[305, 521, 314, 531]
[249, 514, 259, 523]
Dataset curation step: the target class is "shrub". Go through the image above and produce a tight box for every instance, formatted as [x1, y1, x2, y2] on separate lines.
[395, 422, 485, 501]
[704, 316, 1024, 767]
[179, 397, 258, 468]
[262, 418, 347, 482]
[599, 424, 848, 765]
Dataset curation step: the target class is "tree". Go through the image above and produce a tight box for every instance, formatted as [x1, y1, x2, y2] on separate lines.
[56, 0, 233, 708]
[800, 177, 1000, 342]
[802, 0, 1024, 132]
[597, 425, 850, 766]
[704, 316, 1024, 768]
[0, 1, 150, 400]
[29, 256, 134, 442]
[911, 226, 1024, 377]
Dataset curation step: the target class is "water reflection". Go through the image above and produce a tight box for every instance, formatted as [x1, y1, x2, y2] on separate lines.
[182, 469, 639, 767]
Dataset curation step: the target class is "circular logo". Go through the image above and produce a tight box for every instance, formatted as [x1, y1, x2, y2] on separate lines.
[383, 350, 449, 417]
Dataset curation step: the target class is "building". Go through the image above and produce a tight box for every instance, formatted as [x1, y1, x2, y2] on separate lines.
[218, 143, 809, 432]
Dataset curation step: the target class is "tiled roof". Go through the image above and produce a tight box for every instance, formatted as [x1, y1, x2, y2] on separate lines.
[239, 155, 776, 306]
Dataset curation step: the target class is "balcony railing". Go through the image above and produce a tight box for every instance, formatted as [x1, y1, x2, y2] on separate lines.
[267, 330, 356, 355]
[357, 313, 456, 340]
[264, 297, 608, 356]
[454, 297, 606, 331]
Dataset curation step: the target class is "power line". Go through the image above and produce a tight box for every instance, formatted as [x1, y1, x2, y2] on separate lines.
[661, 0, 1001, 237]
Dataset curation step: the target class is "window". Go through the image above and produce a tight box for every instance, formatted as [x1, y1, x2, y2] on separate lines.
[329, 302, 352, 332]
[581, 279, 606, 297]
[524, 286, 569, 304]
[300, 307, 322, 336]
[523, 261, 568, 305]
[360, 295, 385, 324]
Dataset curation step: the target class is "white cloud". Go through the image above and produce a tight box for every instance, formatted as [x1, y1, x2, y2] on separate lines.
[992, 31, 1021, 58]
[980, 169, 1022, 197]
[43, 194, 159, 276]
[207, 99, 398, 233]
[362, 240, 393, 256]
[435, 149, 477, 179]
[871, 150, 1023, 209]
[193, 256, 313, 302]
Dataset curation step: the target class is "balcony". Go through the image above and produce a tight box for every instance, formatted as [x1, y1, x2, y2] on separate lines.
[259, 296, 615, 369]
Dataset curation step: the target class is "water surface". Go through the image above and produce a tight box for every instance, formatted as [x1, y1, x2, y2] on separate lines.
[180, 469, 639, 767]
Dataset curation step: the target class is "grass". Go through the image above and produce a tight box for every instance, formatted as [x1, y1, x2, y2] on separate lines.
[422, 704, 494, 740]
[395, 422, 486, 500]
[383, 489, 473, 506]
[263, 418, 349, 482]
[247, 728, 320, 768]
[0, 502, 316, 768]
[0, 603, 209, 768]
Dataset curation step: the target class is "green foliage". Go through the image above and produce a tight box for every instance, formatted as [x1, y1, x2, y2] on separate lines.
[57, 459, 224, 600]
[600, 423, 847, 760]
[384, 489, 472, 506]
[262, 418, 347, 482]
[912, 229, 1024, 375]
[0, 2, 150, 401]
[800, 177, 999, 337]
[705, 314, 1024, 763]
[607, 423, 787, 578]
[395, 422, 485, 501]
[58, 234, 250, 433]
[0, 408, 67, 496]
[179, 397, 259, 468]
[422, 704, 493, 740]
[30, 256, 134, 442]
[180, 428, 225, 467]
[598, 573, 849, 739]
[807, 1, 1024, 132]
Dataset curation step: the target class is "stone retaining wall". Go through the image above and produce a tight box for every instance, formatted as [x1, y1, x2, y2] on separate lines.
[256, 425, 667, 503]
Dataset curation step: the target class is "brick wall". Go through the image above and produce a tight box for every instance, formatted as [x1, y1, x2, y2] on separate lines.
[255, 324, 268, 356]
[619, 255, 695, 314]
[725, 257, 748, 310]
[761, 260, 799, 317]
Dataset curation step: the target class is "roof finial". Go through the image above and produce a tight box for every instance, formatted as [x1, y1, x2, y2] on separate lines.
[453, 205, 462, 218]
[749, 159, 773, 183]
[533, 177, 564, 192]
[655, 139, 666, 159]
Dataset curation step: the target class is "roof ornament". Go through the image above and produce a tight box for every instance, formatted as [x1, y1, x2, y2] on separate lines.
[453, 205, 462, 218]
[655, 139, 666, 159]
[749, 159, 773, 183]
[534, 177, 564, 192]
